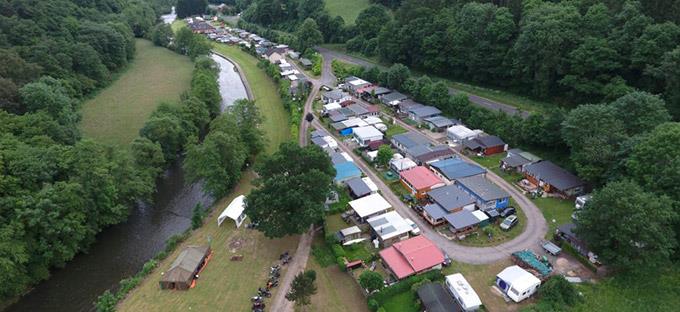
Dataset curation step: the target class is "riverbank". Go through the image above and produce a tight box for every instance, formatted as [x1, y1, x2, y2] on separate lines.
[117, 43, 294, 311]
[80, 39, 193, 147]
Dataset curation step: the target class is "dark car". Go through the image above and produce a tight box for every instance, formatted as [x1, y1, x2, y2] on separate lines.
[500, 207, 516, 218]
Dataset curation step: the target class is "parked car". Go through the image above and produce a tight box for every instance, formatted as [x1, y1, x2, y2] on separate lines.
[500, 215, 518, 231]
[500, 207, 516, 218]
[404, 218, 420, 236]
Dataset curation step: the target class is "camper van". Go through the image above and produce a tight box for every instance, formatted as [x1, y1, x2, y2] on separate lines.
[495, 266, 541, 303]
[445, 273, 482, 311]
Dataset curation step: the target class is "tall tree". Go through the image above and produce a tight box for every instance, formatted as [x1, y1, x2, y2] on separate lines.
[229, 99, 265, 156]
[576, 180, 677, 272]
[610, 91, 671, 135]
[355, 5, 391, 39]
[286, 270, 317, 309]
[295, 18, 324, 53]
[245, 143, 334, 238]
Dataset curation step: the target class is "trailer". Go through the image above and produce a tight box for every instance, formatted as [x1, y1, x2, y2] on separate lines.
[541, 240, 562, 256]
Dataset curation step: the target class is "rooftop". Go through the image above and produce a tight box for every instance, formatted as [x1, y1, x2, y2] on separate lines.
[444, 210, 479, 230]
[334, 161, 362, 182]
[422, 203, 449, 220]
[524, 161, 585, 191]
[400, 166, 444, 190]
[409, 105, 442, 118]
[424, 116, 455, 128]
[417, 283, 462, 312]
[391, 131, 429, 150]
[349, 193, 392, 218]
[381, 92, 408, 103]
[427, 185, 476, 212]
[353, 126, 383, 140]
[456, 175, 509, 201]
[347, 177, 372, 198]
[429, 158, 486, 181]
[367, 211, 412, 240]
[379, 235, 445, 279]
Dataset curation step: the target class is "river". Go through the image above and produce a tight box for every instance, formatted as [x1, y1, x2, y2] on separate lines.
[5, 54, 248, 312]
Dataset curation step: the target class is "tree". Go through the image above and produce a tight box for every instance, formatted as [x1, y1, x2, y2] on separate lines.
[176, 0, 208, 18]
[191, 203, 204, 229]
[229, 99, 265, 156]
[626, 122, 680, 202]
[359, 270, 384, 292]
[151, 23, 173, 47]
[537, 275, 580, 310]
[576, 180, 677, 272]
[355, 5, 391, 39]
[140, 108, 188, 162]
[561, 104, 625, 186]
[384, 63, 410, 90]
[295, 18, 323, 54]
[376, 144, 392, 167]
[191, 69, 222, 115]
[245, 143, 335, 238]
[610, 91, 671, 135]
[286, 270, 317, 309]
[655, 46, 680, 119]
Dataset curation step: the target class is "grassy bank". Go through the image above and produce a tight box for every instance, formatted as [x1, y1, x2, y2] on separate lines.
[325, 0, 371, 25]
[80, 39, 193, 146]
[212, 44, 290, 153]
[118, 37, 294, 311]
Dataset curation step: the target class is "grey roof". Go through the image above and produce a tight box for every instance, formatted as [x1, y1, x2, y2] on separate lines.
[381, 92, 407, 103]
[347, 177, 372, 197]
[347, 104, 369, 116]
[311, 129, 328, 138]
[312, 137, 328, 147]
[339, 107, 355, 117]
[331, 121, 347, 130]
[328, 110, 348, 122]
[409, 105, 442, 118]
[300, 58, 312, 66]
[398, 99, 423, 111]
[373, 87, 391, 95]
[524, 161, 585, 191]
[323, 89, 347, 101]
[417, 283, 462, 312]
[331, 152, 349, 165]
[422, 203, 449, 220]
[445, 210, 479, 230]
[345, 76, 360, 83]
[427, 185, 476, 212]
[391, 131, 429, 149]
[477, 135, 506, 147]
[502, 154, 531, 167]
[424, 116, 454, 128]
[408, 145, 455, 163]
[456, 175, 509, 201]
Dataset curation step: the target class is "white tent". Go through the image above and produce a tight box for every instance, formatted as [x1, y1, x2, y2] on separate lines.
[218, 195, 247, 228]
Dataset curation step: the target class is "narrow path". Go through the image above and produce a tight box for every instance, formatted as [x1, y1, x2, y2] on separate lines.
[315, 46, 529, 118]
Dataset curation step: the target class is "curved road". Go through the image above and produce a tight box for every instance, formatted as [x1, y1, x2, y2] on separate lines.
[315, 46, 530, 118]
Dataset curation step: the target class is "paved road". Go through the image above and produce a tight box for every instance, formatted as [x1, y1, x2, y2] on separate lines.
[315, 46, 529, 118]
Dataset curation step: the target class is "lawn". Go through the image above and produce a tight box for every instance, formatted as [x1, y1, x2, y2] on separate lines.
[456, 198, 527, 247]
[212, 43, 291, 153]
[80, 39, 193, 146]
[325, 0, 371, 25]
[117, 171, 300, 312]
[325, 213, 349, 234]
[532, 197, 574, 238]
[171, 19, 187, 33]
[301, 253, 370, 312]
[385, 123, 408, 138]
[382, 291, 419, 312]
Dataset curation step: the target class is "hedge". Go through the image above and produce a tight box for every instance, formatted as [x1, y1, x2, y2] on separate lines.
[368, 270, 443, 305]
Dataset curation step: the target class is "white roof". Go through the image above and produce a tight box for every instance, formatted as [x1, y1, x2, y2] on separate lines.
[472, 210, 489, 222]
[342, 118, 369, 128]
[323, 103, 342, 111]
[322, 136, 338, 149]
[353, 126, 383, 140]
[366, 150, 379, 160]
[390, 157, 417, 171]
[367, 211, 412, 240]
[287, 75, 298, 81]
[349, 78, 369, 86]
[446, 274, 482, 310]
[340, 152, 353, 162]
[340, 226, 361, 236]
[280, 69, 299, 76]
[496, 266, 541, 292]
[374, 123, 388, 132]
[349, 193, 392, 218]
[218, 195, 246, 226]
[362, 116, 383, 125]
[447, 125, 477, 139]
[362, 177, 378, 193]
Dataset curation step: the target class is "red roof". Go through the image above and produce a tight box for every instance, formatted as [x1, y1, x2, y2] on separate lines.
[400, 166, 443, 191]
[379, 236, 445, 279]
[366, 105, 380, 113]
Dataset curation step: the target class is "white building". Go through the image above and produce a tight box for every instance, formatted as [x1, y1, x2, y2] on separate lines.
[353, 126, 384, 147]
[495, 266, 541, 303]
[445, 273, 482, 311]
[349, 193, 392, 221]
[389, 154, 417, 172]
[447, 125, 478, 144]
[217, 195, 247, 228]
[367, 211, 412, 246]
[323, 102, 342, 114]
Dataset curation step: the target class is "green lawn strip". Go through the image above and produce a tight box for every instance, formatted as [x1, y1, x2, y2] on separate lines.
[325, 213, 349, 234]
[532, 197, 574, 238]
[456, 198, 526, 247]
[171, 20, 187, 33]
[385, 123, 408, 138]
[212, 44, 291, 154]
[324, 0, 371, 25]
[80, 39, 193, 147]
[328, 185, 352, 214]
[304, 252, 371, 312]
[381, 291, 419, 312]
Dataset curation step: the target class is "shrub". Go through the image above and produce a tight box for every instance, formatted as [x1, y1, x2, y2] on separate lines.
[360, 270, 385, 292]
[410, 278, 431, 292]
[367, 299, 380, 311]
[95, 290, 116, 312]
[336, 256, 346, 271]
[331, 244, 346, 257]
[325, 232, 339, 245]
[376, 307, 386, 312]
[369, 270, 442, 304]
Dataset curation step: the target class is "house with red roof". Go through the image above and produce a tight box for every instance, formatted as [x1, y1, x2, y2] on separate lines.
[379, 235, 445, 280]
[400, 166, 445, 199]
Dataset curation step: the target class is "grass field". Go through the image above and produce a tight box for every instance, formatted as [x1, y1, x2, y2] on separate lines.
[119, 32, 294, 311]
[80, 39, 193, 146]
[301, 254, 370, 312]
[212, 44, 290, 153]
[325, 0, 371, 25]
[532, 197, 574, 238]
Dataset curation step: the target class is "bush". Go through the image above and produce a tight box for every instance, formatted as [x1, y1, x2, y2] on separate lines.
[95, 290, 116, 312]
[336, 256, 347, 271]
[369, 270, 442, 304]
[368, 299, 380, 311]
[325, 232, 339, 245]
[376, 307, 386, 312]
[360, 270, 385, 292]
[410, 278, 431, 292]
[331, 244, 346, 257]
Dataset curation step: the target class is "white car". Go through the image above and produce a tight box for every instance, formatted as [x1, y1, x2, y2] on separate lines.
[500, 215, 518, 231]
[404, 218, 421, 235]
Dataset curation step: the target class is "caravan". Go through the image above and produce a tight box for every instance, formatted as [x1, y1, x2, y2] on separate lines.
[445, 273, 482, 311]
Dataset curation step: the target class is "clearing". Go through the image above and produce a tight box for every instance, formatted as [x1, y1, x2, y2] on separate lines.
[80, 39, 193, 146]
[118, 36, 293, 311]
[325, 0, 371, 25]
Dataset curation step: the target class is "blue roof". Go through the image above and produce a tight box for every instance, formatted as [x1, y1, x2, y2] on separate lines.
[422, 203, 449, 220]
[334, 162, 362, 182]
[430, 158, 486, 180]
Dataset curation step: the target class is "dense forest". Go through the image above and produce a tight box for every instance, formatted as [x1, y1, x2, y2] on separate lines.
[0, 0, 211, 300]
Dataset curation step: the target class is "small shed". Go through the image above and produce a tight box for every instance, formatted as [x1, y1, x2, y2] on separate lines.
[471, 210, 490, 227]
[336, 226, 363, 245]
[159, 245, 211, 290]
[217, 195, 247, 228]
[299, 58, 313, 68]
